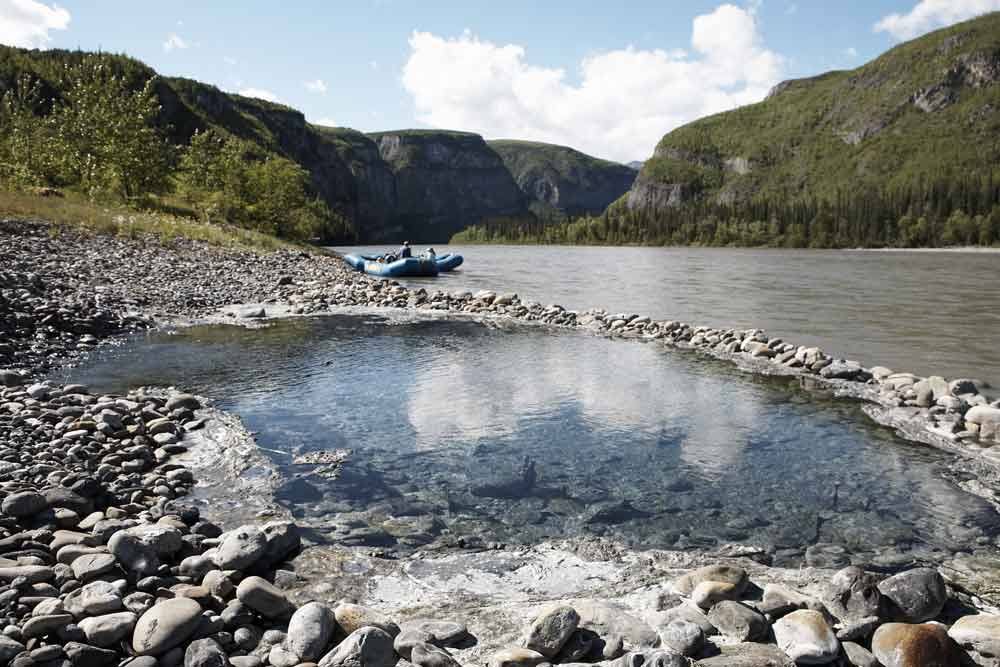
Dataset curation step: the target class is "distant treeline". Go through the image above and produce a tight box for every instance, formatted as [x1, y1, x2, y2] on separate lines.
[0, 52, 349, 241]
[453, 175, 1000, 248]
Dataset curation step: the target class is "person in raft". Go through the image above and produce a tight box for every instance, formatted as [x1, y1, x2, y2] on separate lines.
[423, 247, 437, 261]
[398, 241, 412, 258]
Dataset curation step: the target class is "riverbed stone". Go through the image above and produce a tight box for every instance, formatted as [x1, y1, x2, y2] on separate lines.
[334, 603, 399, 636]
[63, 641, 118, 667]
[523, 604, 579, 657]
[657, 619, 703, 657]
[133, 598, 204, 655]
[78, 611, 137, 647]
[947, 613, 1000, 657]
[185, 639, 229, 667]
[841, 642, 878, 667]
[286, 602, 336, 661]
[214, 525, 267, 571]
[318, 627, 395, 667]
[2, 490, 48, 517]
[760, 583, 823, 618]
[236, 576, 292, 619]
[672, 564, 748, 596]
[824, 566, 883, 621]
[966, 406, 1000, 426]
[871, 622, 961, 667]
[64, 579, 124, 617]
[71, 553, 118, 581]
[877, 568, 947, 622]
[692, 580, 743, 609]
[488, 648, 546, 667]
[398, 619, 469, 646]
[694, 643, 794, 666]
[771, 610, 839, 664]
[707, 601, 768, 642]
[410, 642, 461, 667]
[574, 599, 659, 649]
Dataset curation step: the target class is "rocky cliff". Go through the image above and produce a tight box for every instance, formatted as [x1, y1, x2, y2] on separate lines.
[624, 11, 1000, 214]
[488, 140, 636, 217]
[369, 130, 528, 242]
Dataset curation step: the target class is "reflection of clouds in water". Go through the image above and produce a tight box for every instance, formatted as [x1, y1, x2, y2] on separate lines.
[405, 331, 761, 480]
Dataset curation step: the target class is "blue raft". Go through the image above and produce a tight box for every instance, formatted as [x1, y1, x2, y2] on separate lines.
[343, 253, 463, 277]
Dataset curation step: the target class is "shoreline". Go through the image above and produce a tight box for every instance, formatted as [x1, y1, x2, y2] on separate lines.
[3, 216, 1000, 666]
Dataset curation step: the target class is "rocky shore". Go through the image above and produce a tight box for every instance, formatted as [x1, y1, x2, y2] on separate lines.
[3, 216, 1000, 666]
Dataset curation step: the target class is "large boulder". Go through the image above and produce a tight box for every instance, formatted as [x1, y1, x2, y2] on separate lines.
[824, 566, 883, 621]
[523, 604, 580, 658]
[133, 598, 204, 655]
[318, 626, 396, 667]
[877, 568, 947, 622]
[771, 610, 839, 664]
[871, 622, 962, 667]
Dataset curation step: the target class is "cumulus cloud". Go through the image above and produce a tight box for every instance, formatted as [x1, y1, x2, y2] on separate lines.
[0, 0, 70, 48]
[401, 3, 784, 162]
[874, 0, 1000, 41]
[163, 32, 188, 53]
[237, 87, 282, 104]
[845, 46, 859, 58]
[304, 79, 327, 93]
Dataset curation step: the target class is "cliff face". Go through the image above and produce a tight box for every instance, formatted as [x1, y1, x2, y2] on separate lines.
[624, 11, 1000, 214]
[489, 140, 636, 217]
[369, 131, 528, 242]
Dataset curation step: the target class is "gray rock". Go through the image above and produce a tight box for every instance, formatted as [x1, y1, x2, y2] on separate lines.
[108, 525, 183, 576]
[841, 641, 878, 667]
[64, 580, 124, 617]
[239, 308, 266, 319]
[824, 566, 883, 622]
[658, 619, 704, 657]
[759, 584, 822, 618]
[574, 599, 659, 649]
[0, 636, 25, 664]
[394, 629, 434, 660]
[133, 598, 204, 655]
[398, 619, 468, 646]
[166, 394, 202, 412]
[706, 601, 768, 642]
[318, 626, 396, 667]
[268, 645, 299, 667]
[672, 564, 748, 596]
[236, 576, 292, 619]
[694, 643, 794, 666]
[63, 642, 118, 667]
[214, 526, 267, 571]
[229, 659, 261, 667]
[185, 639, 229, 667]
[78, 611, 137, 647]
[2, 491, 48, 517]
[410, 642, 461, 667]
[523, 604, 579, 657]
[877, 568, 947, 622]
[285, 601, 336, 661]
[22, 613, 73, 638]
[70, 553, 117, 581]
[771, 610, 839, 664]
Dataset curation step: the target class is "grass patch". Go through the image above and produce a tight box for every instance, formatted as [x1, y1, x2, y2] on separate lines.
[0, 188, 304, 252]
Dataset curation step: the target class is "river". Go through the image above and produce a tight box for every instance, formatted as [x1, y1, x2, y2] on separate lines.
[337, 245, 1000, 388]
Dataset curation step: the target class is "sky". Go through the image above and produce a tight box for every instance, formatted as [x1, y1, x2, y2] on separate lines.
[2, 0, 999, 162]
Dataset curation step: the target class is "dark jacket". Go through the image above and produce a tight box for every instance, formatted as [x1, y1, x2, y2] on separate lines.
[399, 245, 412, 258]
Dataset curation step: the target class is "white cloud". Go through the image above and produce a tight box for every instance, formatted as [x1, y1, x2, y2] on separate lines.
[0, 0, 70, 48]
[314, 117, 338, 126]
[237, 87, 282, 104]
[845, 46, 859, 58]
[304, 79, 328, 93]
[874, 0, 1000, 41]
[401, 4, 784, 161]
[163, 32, 188, 53]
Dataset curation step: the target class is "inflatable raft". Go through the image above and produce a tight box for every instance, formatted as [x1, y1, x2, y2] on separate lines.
[343, 253, 463, 277]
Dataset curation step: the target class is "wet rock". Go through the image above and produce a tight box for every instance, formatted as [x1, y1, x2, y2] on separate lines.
[133, 598, 204, 655]
[871, 622, 962, 667]
[523, 604, 579, 657]
[707, 601, 768, 642]
[318, 627, 396, 667]
[877, 568, 947, 622]
[286, 602, 336, 661]
[771, 610, 839, 664]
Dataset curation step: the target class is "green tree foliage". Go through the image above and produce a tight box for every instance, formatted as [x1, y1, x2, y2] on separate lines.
[178, 129, 349, 241]
[453, 175, 1000, 248]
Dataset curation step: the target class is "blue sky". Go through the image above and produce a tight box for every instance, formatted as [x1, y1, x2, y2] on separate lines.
[2, 0, 997, 160]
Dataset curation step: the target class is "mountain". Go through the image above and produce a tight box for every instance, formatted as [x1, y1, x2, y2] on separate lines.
[626, 161, 644, 171]
[1, 46, 633, 243]
[625, 12, 1000, 214]
[488, 140, 636, 218]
